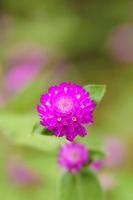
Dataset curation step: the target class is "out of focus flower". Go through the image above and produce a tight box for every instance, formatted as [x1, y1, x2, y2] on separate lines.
[6, 157, 42, 187]
[90, 160, 104, 171]
[4, 44, 50, 93]
[104, 137, 126, 168]
[107, 24, 133, 63]
[98, 173, 116, 192]
[4, 64, 40, 92]
[58, 143, 89, 172]
[37, 82, 95, 141]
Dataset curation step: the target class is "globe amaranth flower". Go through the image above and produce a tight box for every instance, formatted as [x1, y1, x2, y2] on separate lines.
[37, 82, 95, 141]
[58, 143, 89, 172]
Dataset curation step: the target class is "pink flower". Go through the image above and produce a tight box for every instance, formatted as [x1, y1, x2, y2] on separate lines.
[58, 143, 89, 172]
[6, 157, 42, 187]
[37, 82, 95, 141]
[5, 64, 40, 92]
[104, 137, 126, 168]
[90, 160, 104, 171]
[98, 173, 116, 191]
[4, 44, 49, 93]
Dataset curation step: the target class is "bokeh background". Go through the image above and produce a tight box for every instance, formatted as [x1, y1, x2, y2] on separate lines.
[0, 0, 133, 199]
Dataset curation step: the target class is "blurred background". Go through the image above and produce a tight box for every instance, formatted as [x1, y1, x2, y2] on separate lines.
[0, 0, 133, 199]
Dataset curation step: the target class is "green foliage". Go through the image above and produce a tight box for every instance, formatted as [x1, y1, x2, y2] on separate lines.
[58, 169, 104, 200]
[89, 149, 105, 161]
[0, 113, 60, 152]
[84, 85, 106, 105]
[112, 172, 133, 200]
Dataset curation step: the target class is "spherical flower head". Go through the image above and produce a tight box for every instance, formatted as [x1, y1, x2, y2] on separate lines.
[58, 143, 89, 172]
[37, 82, 95, 141]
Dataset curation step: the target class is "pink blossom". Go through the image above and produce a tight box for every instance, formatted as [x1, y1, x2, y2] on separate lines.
[37, 82, 95, 141]
[104, 137, 126, 168]
[6, 157, 42, 187]
[58, 143, 89, 172]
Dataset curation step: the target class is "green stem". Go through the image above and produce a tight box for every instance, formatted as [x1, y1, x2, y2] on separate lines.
[75, 174, 84, 200]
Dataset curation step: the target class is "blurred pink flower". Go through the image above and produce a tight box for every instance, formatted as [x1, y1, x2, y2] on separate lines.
[90, 160, 104, 171]
[6, 157, 42, 187]
[4, 64, 40, 92]
[98, 173, 116, 191]
[58, 143, 89, 172]
[107, 24, 133, 63]
[104, 137, 126, 168]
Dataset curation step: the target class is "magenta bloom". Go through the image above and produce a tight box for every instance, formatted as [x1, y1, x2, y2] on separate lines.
[90, 160, 104, 171]
[37, 82, 95, 141]
[58, 143, 89, 172]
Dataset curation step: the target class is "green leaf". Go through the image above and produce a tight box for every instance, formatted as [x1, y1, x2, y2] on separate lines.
[89, 149, 106, 161]
[32, 123, 53, 136]
[58, 169, 104, 200]
[0, 113, 60, 152]
[84, 84, 106, 104]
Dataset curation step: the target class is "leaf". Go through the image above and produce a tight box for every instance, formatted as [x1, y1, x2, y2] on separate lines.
[58, 169, 104, 200]
[0, 113, 60, 152]
[32, 123, 53, 136]
[89, 149, 106, 161]
[84, 84, 106, 104]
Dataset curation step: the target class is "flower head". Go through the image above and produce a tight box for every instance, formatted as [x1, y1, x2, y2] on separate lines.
[58, 143, 89, 172]
[37, 82, 95, 141]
